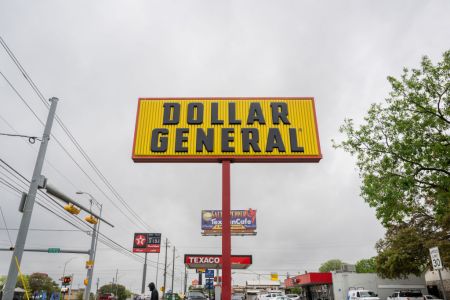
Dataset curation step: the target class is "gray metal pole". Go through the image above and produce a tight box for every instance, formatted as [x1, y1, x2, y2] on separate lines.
[438, 270, 448, 300]
[0, 248, 90, 254]
[155, 252, 160, 289]
[163, 238, 168, 298]
[2, 97, 58, 300]
[83, 205, 101, 300]
[115, 269, 119, 298]
[184, 266, 187, 295]
[141, 252, 148, 294]
[171, 246, 175, 293]
[96, 278, 100, 300]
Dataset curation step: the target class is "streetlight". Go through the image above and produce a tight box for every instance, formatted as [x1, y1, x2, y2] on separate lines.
[60, 257, 78, 300]
[77, 191, 102, 300]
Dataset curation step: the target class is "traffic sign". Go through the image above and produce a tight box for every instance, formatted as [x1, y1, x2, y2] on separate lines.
[205, 269, 214, 278]
[205, 278, 214, 289]
[430, 247, 443, 270]
[48, 248, 61, 253]
[85, 260, 94, 269]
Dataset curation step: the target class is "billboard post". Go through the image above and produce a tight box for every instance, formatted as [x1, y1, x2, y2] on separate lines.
[222, 161, 231, 300]
[132, 98, 322, 300]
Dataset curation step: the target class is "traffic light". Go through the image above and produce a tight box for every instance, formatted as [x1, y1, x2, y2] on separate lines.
[84, 278, 89, 286]
[85, 215, 98, 225]
[62, 276, 72, 286]
[64, 204, 81, 215]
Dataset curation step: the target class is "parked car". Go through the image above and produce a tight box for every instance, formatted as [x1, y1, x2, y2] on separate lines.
[286, 294, 300, 300]
[232, 294, 245, 300]
[387, 291, 425, 300]
[99, 293, 117, 300]
[424, 295, 442, 300]
[164, 293, 182, 300]
[259, 292, 284, 300]
[186, 291, 207, 300]
[274, 296, 290, 300]
[348, 290, 380, 300]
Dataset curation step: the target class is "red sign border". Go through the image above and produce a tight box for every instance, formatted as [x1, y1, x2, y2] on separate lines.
[132, 233, 161, 253]
[132, 97, 322, 163]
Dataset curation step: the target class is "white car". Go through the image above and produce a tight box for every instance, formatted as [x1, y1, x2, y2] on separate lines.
[274, 296, 289, 300]
[348, 290, 380, 300]
[425, 295, 442, 300]
[259, 292, 283, 300]
[387, 291, 424, 300]
[286, 295, 299, 300]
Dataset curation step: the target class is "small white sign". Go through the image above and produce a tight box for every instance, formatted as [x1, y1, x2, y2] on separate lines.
[429, 247, 443, 270]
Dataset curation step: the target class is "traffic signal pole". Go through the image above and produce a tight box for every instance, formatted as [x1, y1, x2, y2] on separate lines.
[2, 97, 58, 300]
[222, 161, 231, 300]
[83, 205, 102, 300]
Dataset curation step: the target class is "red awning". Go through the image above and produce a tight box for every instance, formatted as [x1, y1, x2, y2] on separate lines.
[285, 273, 332, 287]
[184, 254, 252, 269]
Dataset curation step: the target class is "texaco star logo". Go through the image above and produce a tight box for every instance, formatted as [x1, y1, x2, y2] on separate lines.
[135, 234, 147, 246]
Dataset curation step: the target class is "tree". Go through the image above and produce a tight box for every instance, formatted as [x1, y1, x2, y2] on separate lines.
[355, 258, 377, 273]
[335, 50, 450, 278]
[26, 273, 59, 294]
[99, 284, 131, 300]
[319, 259, 344, 272]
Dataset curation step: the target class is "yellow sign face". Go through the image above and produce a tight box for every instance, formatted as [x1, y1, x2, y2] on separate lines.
[132, 98, 321, 162]
[271, 273, 279, 281]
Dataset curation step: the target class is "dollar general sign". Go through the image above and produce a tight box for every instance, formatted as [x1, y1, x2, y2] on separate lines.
[132, 98, 321, 162]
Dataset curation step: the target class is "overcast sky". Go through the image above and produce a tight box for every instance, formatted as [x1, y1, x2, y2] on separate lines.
[1, 0, 449, 294]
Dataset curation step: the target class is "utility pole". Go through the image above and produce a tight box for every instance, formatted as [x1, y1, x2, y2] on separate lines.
[115, 269, 119, 297]
[155, 252, 160, 289]
[184, 267, 187, 295]
[171, 246, 175, 293]
[141, 252, 148, 294]
[163, 238, 168, 298]
[2, 97, 58, 300]
[96, 278, 100, 300]
[84, 204, 102, 300]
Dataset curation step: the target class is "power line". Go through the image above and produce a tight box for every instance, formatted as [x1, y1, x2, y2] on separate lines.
[0, 36, 155, 233]
[0, 35, 181, 261]
[0, 159, 162, 267]
[0, 206, 13, 246]
[0, 132, 41, 143]
[0, 69, 146, 232]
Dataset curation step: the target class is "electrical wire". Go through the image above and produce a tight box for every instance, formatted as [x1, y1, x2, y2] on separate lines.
[0, 159, 163, 267]
[0, 205, 13, 246]
[0, 36, 162, 235]
[0, 36, 182, 265]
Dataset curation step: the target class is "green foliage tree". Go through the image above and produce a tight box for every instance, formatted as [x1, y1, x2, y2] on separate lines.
[335, 50, 450, 278]
[16, 274, 32, 296]
[25, 273, 59, 294]
[319, 259, 343, 272]
[99, 284, 131, 300]
[355, 257, 377, 273]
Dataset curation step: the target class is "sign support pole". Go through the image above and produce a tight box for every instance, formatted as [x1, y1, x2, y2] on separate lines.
[141, 252, 148, 294]
[2, 97, 58, 300]
[221, 160, 231, 300]
[438, 270, 447, 300]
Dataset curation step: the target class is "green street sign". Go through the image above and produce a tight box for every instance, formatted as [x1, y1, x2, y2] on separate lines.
[48, 248, 61, 253]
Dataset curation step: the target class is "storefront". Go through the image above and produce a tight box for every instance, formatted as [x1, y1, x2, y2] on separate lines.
[285, 273, 333, 300]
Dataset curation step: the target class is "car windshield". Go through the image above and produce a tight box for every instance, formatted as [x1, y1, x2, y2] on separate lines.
[188, 292, 205, 298]
[359, 292, 375, 297]
[287, 295, 298, 298]
[399, 292, 423, 297]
